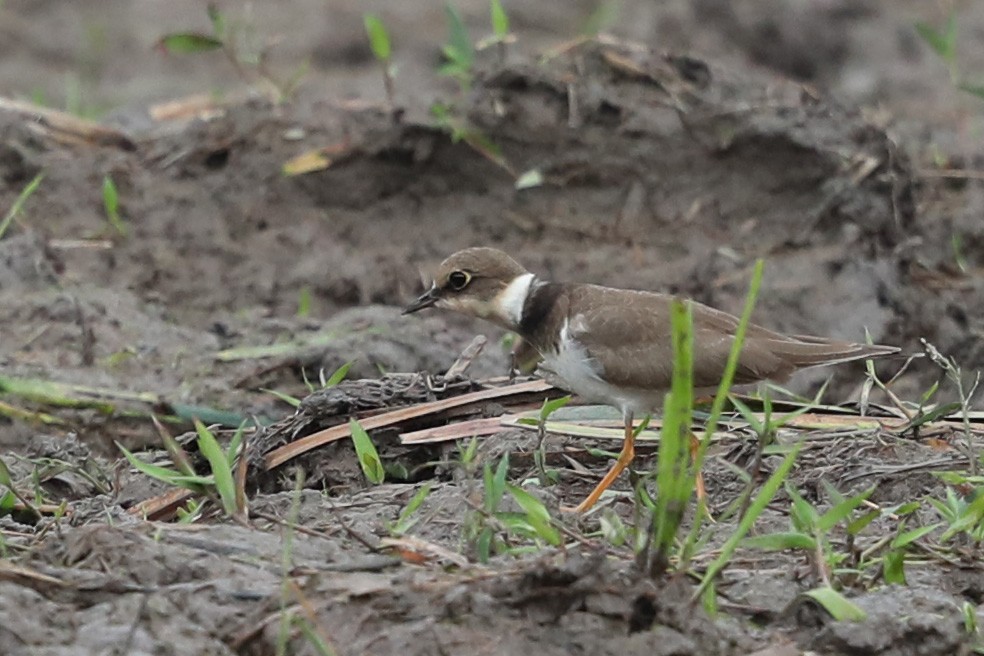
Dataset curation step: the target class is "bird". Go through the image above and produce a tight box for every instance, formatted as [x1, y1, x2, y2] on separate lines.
[402, 247, 900, 513]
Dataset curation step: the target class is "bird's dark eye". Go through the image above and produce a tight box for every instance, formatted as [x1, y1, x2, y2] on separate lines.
[448, 270, 471, 291]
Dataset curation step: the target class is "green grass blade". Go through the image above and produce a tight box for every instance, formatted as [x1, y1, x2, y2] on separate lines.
[443, 3, 474, 69]
[787, 484, 820, 532]
[742, 531, 817, 551]
[0, 172, 44, 240]
[226, 419, 248, 463]
[0, 457, 15, 491]
[153, 416, 196, 477]
[678, 260, 765, 573]
[157, 33, 224, 54]
[490, 0, 509, 37]
[102, 175, 126, 236]
[817, 485, 875, 532]
[323, 361, 354, 388]
[206, 5, 227, 38]
[195, 419, 239, 515]
[539, 395, 571, 422]
[941, 491, 984, 541]
[484, 452, 509, 512]
[262, 388, 302, 408]
[117, 442, 209, 488]
[348, 419, 385, 484]
[170, 403, 260, 428]
[394, 483, 432, 535]
[802, 587, 867, 622]
[506, 484, 560, 546]
[1, 490, 18, 513]
[694, 440, 802, 601]
[959, 82, 984, 100]
[476, 527, 493, 562]
[729, 396, 764, 434]
[364, 14, 392, 61]
[891, 523, 940, 549]
[700, 259, 764, 444]
[295, 618, 336, 656]
[296, 286, 312, 318]
[579, 0, 619, 38]
[846, 509, 881, 536]
[651, 300, 693, 560]
[882, 549, 906, 585]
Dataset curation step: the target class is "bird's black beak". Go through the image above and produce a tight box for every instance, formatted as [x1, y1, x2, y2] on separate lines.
[402, 287, 439, 315]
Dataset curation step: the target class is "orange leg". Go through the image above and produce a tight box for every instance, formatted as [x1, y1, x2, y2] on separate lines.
[574, 415, 636, 513]
[691, 432, 707, 507]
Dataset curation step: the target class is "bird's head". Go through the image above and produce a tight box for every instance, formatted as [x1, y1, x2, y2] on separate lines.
[402, 247, 534, 330]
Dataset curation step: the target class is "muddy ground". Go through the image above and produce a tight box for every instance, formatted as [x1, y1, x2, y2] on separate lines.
[2, 1, 984, 655]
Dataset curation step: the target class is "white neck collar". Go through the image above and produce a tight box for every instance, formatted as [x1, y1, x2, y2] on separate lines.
[495, 272, 535, 328]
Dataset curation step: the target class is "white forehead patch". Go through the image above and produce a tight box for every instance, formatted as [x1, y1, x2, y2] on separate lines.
[495, 272, 535, 327]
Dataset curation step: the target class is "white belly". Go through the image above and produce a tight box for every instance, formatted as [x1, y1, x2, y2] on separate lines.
[540, 324, 662, 418]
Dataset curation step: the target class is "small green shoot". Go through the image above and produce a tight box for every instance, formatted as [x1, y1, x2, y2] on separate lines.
[960, 82, 984, 101]
[914, 10, 984, 101]
[484, 452, 509, 514]
[695, 441, 802, 603]
[882, 521, 939, 585]
[0, 456, 41, 519]
[429, 102, 513, 175]
[157, 33, 224, 54]
[934, 486, 984, 543]
[802, 587, 867, 622]
[477, 0, 513, 64]
[195, 418, 243, 517]
[915, 12, 958, 81]
[101, 176, 125, 236]
[363, 14, 391, 61]
[465, 452, 509, 562]
[0, 172, 44, 240]
[742, 483, 875, 587]
[962, 600, 984, 652]
[506, 484, 561, 546]
[322, 361, 353, 388]
[303, 360, 354, 393]
[729, 382, 826, 519]
[263, 388, 302, 409]
[599, 508, 629, 548]
[156, 6, 306, 102]
[490, 0, 509, 39]
[349, 419, 385, 484]
[389, 483, 432, 536]
[440, 4, 475, 90]
[176, 498, 205, 523]
[579, 1, 619, 38]
[118, 444, 211, 490]
[952, 233, 968, 273]
[296, 286, 312, 318]
[363, 14, 396, 112]
[464, 450, 565, 561]
[922, 339, 981, 474]
[534, 395, 570, 485]
[118, 419, 248, 519]
[459, 436, 480, 473]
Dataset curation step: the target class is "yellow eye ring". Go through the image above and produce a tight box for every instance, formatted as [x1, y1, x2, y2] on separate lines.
[448, 270, 471, 290]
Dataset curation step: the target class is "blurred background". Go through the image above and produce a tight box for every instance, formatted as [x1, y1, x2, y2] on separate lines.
[2, 0, 982, 136]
